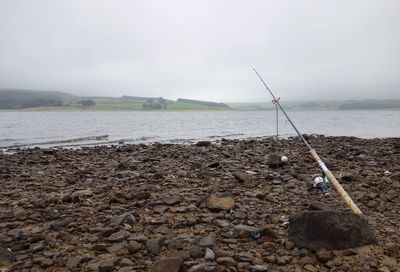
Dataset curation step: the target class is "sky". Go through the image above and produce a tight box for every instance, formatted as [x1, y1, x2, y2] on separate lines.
[0, 0, 399, 102]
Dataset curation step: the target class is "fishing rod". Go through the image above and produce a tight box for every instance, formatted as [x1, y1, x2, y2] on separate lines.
[253, 68, 362, 214]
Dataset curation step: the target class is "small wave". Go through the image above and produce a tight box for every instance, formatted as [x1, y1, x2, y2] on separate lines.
[207, 133, 245, 139]
[0, 135, 109, 149]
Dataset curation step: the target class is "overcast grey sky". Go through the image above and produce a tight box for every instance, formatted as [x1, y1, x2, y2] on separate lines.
[0, 0, 399, 102]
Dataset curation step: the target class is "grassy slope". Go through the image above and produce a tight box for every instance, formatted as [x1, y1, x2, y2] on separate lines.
[5, 97, 231, 111]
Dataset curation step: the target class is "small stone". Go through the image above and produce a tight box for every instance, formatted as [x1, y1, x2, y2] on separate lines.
[272, 179, 282, 185]
[153, 205, 168, 213]
[49, 218, 74, 230]
[233, 171, 252, 184]
[234, 252, 253, 262]
[267, 153, 287, 167]
[151, 257, 184, 272]
[316, 248, 332, 263]
[188, 262, 217, 272]
[303, 264, 317, 272]
[276, 256, 286, 265]
[39, 258, 54, 268]
[204, 248, 215, 261]
[284, 240, 295, 250]
[146, 237, 164, 255]
[66, 256, 83, 269]
[99, 259, 114, 272]
[234, 210, 247, 219]
[366, 200, 378, 209]
[189, 246, 204, 258]
[199, 235, 216, 247]
[216, 256, 237, 267]
[161, 194, 184, 205]
[106, 242, 125, 253]
[300, 256, 315, 265]
[72, 189, 93, 197]
[110, 213, 136, 226]
[120, 258, 134, 266]
[206, 195, 234, 211]
[196, 141, 211, 147]
[107, 230, 127, 242]
[308, 201, 335, 211]
[156, 225, 170, 234]
[0, 246, 15, 265]
[127, 241, 142, 254]
[131, 191, 151, 200]
[264, 255, 275, 263]
[214, 219, 230, 228]
[237, 262, 251, 270]
[250, 265, 269, 272]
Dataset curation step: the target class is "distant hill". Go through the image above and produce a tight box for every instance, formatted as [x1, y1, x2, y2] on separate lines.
[176, 98, 230, 109]
[0, 88, 79, 109]
[340, 100, 400, 110]
[229, 100, 400, 111]
[0, 89, 231, 111]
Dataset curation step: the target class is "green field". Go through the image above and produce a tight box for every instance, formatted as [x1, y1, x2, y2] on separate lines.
[2, 96, 232, 111]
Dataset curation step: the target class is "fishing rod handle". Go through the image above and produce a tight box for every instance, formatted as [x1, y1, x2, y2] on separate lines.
[310, 149, 363, 214]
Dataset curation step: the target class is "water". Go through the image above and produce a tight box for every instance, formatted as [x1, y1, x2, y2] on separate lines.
[0, 110, 399, 149]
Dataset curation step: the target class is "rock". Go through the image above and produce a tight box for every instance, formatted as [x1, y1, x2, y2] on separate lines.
[147, 237, 165, 255]
[156, 225, 170, 234]
[206, 195, 234, 211]
[205, 161, 221, 168]
[39, 258, 54, 268]
[199, 234, 216, 247]
[315, 248, 332, 263]
[98, 259, 114, 272]
[267, 153, 287, 167]
[0, 246, 15, 265]
[234, 252, 254, 262]
[151, 257, 184, 272]
[276, 256, 286, 265]
[250, 265, 269, 272]
[120, 258, 134, 266]
[107, 230, 128, 242]
[131, 191, 151, 200]
[189, 246, 204, 258]
[303, 264, 317, 272]
[232, 224, 277, 240]
[204, 248, 215, 260]
[214, 219, 230, 228]
[127, 241, 142, 254]
[284, 240, 295, 250]
[188, 262, 217, 272]
[233, 171, 252, 184]
[153, 205, 168, 213]
[289, 211, 377, 250]
[72, 189, 93, 197]
[308, 201, 335, 211]
[66, 256, 83, 269]
[196, 141, 212, 147]
[377, 267, 391, 272]
[366, 200, 378, 209]
[110, 213, 136, 226]
[161, 194, 184, 205]
[106, 242, 125, 253]
[49, 218, 74, 230]
[216, 256, 237, 267]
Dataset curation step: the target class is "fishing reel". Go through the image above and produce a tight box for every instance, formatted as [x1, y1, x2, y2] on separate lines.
[307, 174, 330, 197]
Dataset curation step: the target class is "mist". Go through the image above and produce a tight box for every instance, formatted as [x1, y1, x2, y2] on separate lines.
[0, 0, 399, 102]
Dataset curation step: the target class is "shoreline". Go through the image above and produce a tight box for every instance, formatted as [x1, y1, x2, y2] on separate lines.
[0, 136, 399, 271]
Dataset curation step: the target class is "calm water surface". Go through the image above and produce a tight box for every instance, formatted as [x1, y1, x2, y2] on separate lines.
[0, 110, 399, 149]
